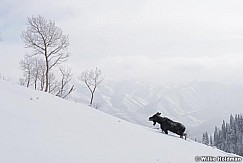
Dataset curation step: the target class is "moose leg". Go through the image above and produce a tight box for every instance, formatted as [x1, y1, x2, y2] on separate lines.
[184, 133, 187, 140]
[153, 121, 156, 126]
[160, 124, 164, 132]
[161, 128, 165, 133]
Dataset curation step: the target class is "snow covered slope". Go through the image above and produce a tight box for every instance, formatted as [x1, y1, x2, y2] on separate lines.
[0, 80, 240, 163]
[72, 80, 243, 138]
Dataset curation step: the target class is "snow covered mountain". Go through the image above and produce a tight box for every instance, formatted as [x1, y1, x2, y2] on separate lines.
[0, 80, 241, 163]
[72, 80, 243, 138]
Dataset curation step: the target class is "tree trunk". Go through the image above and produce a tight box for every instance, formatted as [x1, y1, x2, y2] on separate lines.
[26, 77, 30, 87]
[40, 72, 45, 91]
[34, 72, 38, 90]
[90, 92, 94, 105]
[44, 54, 49, 92]
[26, 71, 31, 88]
[34, 80, 37, 90]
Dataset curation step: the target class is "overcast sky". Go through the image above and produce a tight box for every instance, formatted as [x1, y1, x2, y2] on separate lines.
[1, 0, 243, 85]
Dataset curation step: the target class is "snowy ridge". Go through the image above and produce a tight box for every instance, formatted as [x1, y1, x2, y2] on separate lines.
[0, 80, 241, 163]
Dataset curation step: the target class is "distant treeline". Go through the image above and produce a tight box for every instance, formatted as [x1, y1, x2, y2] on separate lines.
[202, 114, 243, 156]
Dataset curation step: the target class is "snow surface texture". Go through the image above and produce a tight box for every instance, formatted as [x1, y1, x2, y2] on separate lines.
[72, 80, 243, 138]
[0, 80, 240, 163]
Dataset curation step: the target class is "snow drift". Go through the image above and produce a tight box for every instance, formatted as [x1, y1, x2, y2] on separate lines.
[0, 80, 240, 163]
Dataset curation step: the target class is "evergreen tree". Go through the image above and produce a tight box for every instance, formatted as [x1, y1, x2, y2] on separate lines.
[214, 127, 219, 146]
[202, 132, 209, 145]
[212, 114, 243, 156]
[209, 134, 213, 146]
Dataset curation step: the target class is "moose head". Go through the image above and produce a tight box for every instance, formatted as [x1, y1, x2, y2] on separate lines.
[149, 112, 161, 125]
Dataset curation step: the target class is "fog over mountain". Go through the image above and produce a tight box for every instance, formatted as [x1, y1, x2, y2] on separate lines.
[72, 80, 243, 138]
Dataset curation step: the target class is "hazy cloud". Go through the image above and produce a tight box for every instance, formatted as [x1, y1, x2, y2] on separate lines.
[1, 0, 243, 84]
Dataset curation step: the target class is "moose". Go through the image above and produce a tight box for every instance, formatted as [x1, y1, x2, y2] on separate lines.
[149, 112, 187, 140]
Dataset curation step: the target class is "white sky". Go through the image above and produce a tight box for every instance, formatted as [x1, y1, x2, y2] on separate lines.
[1, 0, 243, 85]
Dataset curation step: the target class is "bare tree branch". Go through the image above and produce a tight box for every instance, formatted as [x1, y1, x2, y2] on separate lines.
[79, 68, 104, 105]
[55, 67, 75, 99]
[21, 15, 69, 92]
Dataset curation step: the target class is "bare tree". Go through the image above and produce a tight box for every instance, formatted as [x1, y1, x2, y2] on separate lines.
[38, 61, 46, 91]
[48, 72, 59, 93]
[19, 55, 34, 87]
[79, 68, 104, 105]
[56, 67, 75, 99]
[20, 54, 45, 89]
[33, 58, 46, 90]
[21, 15, 69, 92]
[19, 54, 74, 98]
